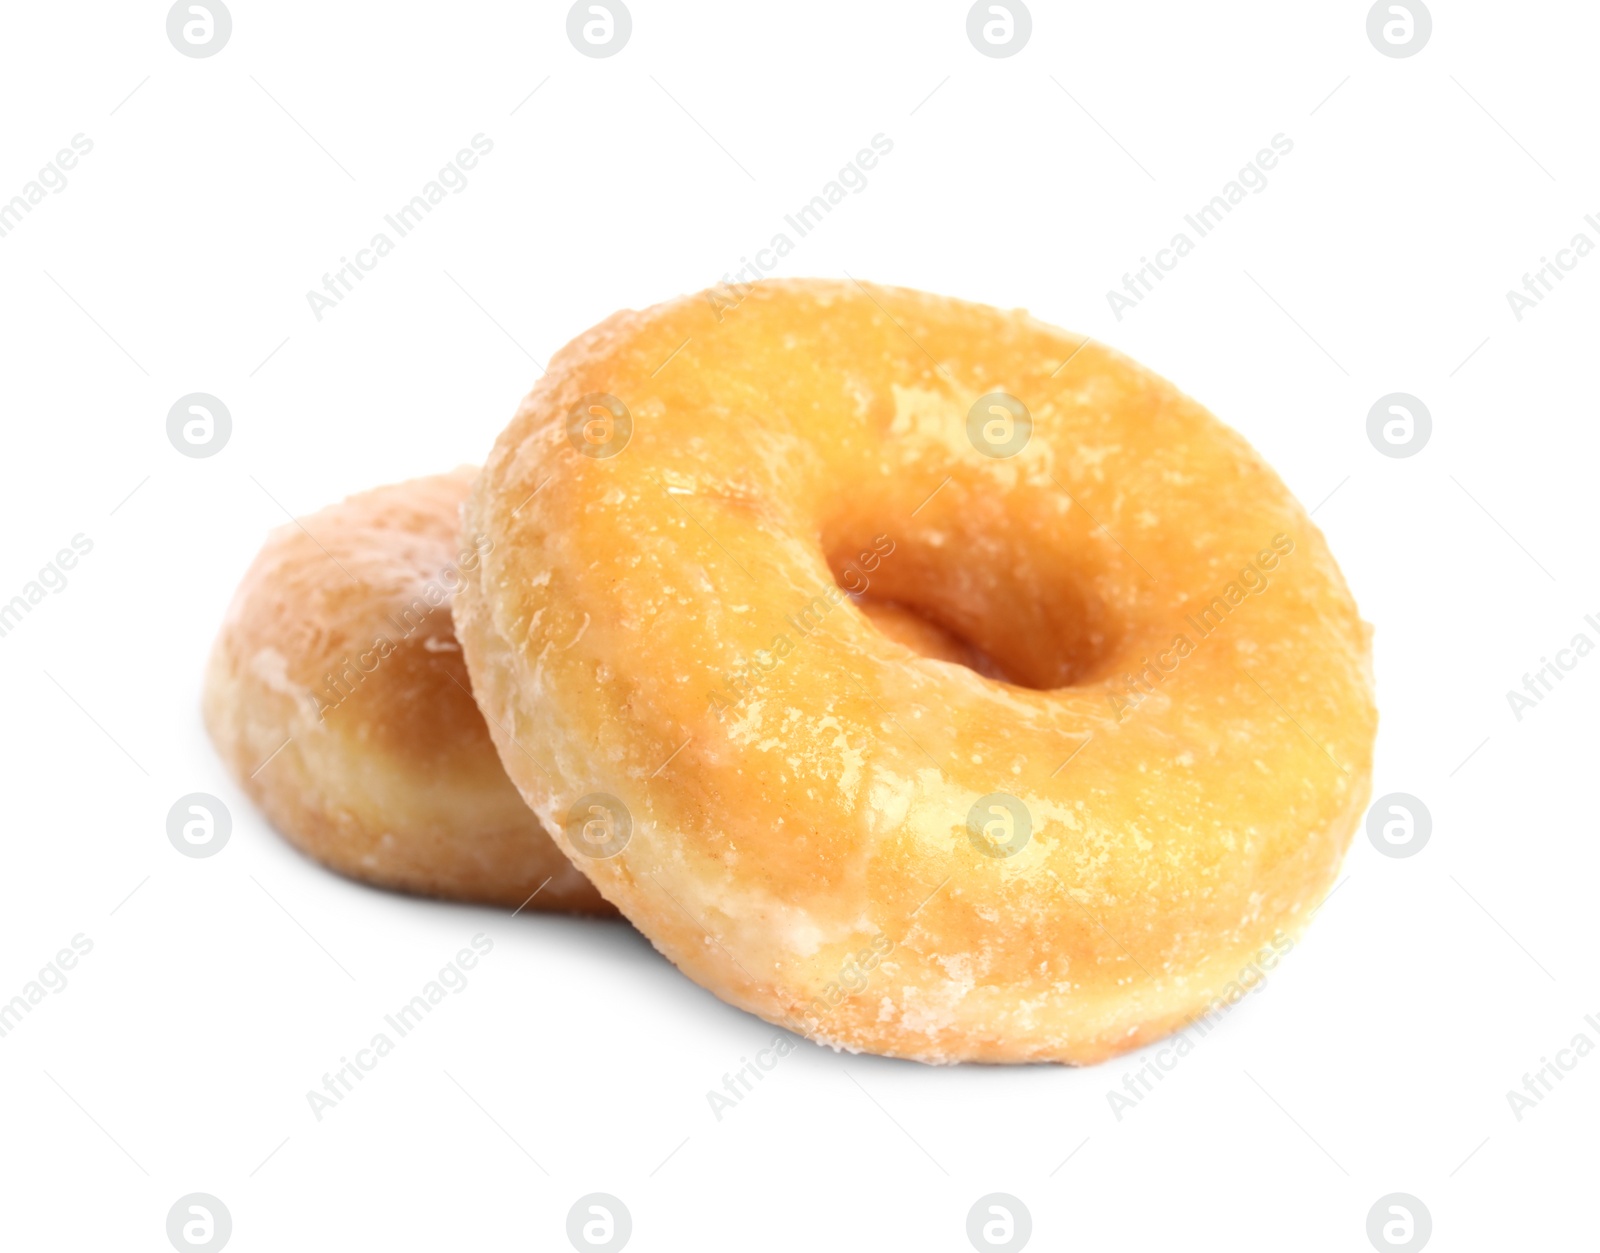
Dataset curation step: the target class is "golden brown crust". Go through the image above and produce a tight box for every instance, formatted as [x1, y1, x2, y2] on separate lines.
[457, 280, 1376, 1062]
[202, 469, 611, 912]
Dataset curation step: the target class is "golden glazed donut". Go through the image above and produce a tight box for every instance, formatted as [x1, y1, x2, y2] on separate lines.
[203, 470, 610, 913]
[456, 280, 1376, 1063]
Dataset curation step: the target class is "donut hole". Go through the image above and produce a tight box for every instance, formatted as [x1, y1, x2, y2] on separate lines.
[826, 528, 1123, 691]
[855, 597, 1013, 681]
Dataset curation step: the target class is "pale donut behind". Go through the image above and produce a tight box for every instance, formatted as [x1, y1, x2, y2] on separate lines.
[202, 469, 611, 912]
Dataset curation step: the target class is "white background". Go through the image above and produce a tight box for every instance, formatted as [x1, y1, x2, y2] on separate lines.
[1, 1, 1595, 1249]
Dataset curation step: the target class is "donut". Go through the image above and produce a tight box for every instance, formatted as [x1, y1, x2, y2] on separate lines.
[455, 279, 1375, 1063]
[203, 469, 611, 913]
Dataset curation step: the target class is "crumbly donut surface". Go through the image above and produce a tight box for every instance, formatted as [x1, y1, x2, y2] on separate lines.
[457, 280, 1376, 1063]
[203, 469, 611, 913]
